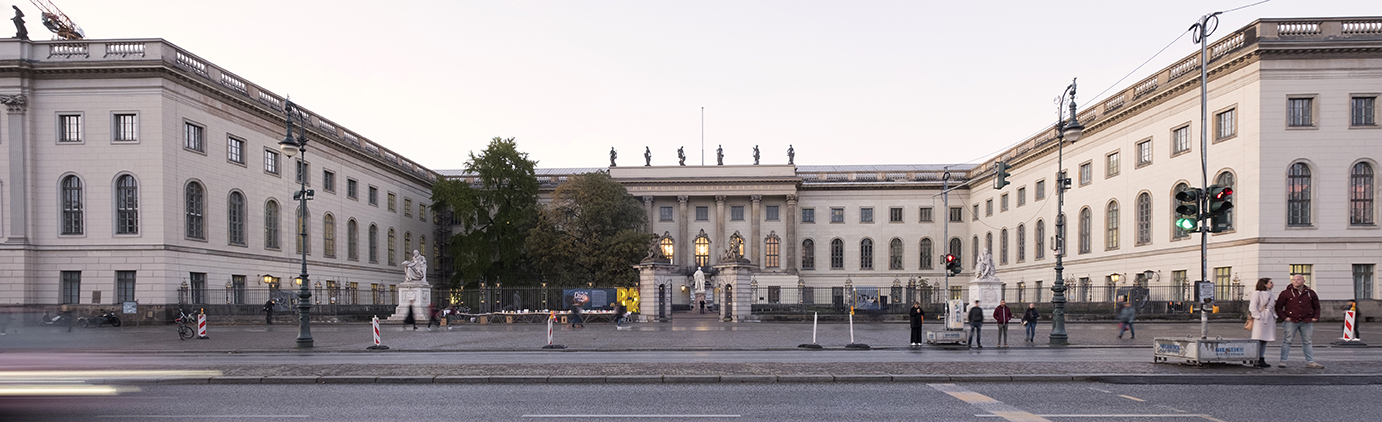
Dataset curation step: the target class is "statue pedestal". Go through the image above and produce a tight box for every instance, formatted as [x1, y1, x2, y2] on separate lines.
[636, 262, 676, 322]
[386, 281, 431, 322]
[967, 276, 1003, 322]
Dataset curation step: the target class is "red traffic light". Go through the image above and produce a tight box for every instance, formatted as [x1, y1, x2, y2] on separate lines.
[944, 254, 957, 263]
[1214, 187, 1233, 199]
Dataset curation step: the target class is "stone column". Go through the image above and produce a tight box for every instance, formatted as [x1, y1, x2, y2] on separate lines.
[677, 195, 689, 269]
[643, 195, 655, 234]
[2, 94, 28, 243]
[714, 195, 726, 264]
[714, 262, 756, 322]
[637, 262, 675, 322]
[750, 195, 761, 268]
[785, 194, 798, 271]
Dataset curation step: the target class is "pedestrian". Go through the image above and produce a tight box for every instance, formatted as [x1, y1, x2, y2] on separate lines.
[1248, 277, 1277, 368]
[614, 302, 629, 329]
[699, 298, 706, 314]
[569, 300, 585, 328]
[426, 303, 440, 331]
[262, 299, 275, 325]
[967, 300, 984, 348]
[403, 300, 418, 330]
[993, 300, 1013, 347]
[909, 302, 925, 346]
[1116, 301, 1136, 339]
[1022, 303, 1040, 342]
[1275, 273, 1323, 368]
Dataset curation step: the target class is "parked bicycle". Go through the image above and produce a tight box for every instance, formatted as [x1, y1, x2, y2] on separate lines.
[174, 310, 196, 340]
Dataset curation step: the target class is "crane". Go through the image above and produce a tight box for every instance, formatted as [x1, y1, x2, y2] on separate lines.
[30, 0, 83, 40]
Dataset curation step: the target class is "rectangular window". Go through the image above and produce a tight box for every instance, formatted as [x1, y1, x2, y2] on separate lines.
[1079, 162, 1092, 186]
[1355, 264, 1376, 301]
[231, 275, 246, 305]
[59, 114, 83, 142]
[1217, 108, 1238, 138]
[1214, 267, 1233, 301]
[766, 205, 779, 221]
[831, 207, 845, 223]
[387, 193, 397, 212]
[972, 204, 980, 221]
[404, 198, 413, 217]
[61, 271, 81, 304]
[696, 206, 709, 221]
[1137, 140, 1152, 167]
[1172, 125, 1191, 155]
[1000, 194, 1009, 212]
[985, 199, 993, 216]
[190, 272, 206, 305]
[1017, 187, 1027, 207]
[890, 207, 903, 223]
[1035, 180, 1046, 200]
[1172, 270, 1189, 301]
[347, 179, 358, 200]
[802, 208, 815, 223]
[263, 150, 279, 174]
[919, 207, 933, 223]
[1290, 264, 1314, 287]
[768, 286, 781, 304]
[295, 160, 310, 185]
[660, 206, 674, 222]
[1287, 99, 1312, 127]
[860, 207, 873, 223]
[949, 207, 962, 222]
[1353, 96, 1377, 127]
[731, 206, 744, 221]
[183, 122, 203, 151]
[116, 270, 136, 303]
[1106, 152, 1120, 177]
[114, 113, 138, 142]
[323, 170, 335, 193]
[368, 187, 379, 206]
[227, 137, 244, 164]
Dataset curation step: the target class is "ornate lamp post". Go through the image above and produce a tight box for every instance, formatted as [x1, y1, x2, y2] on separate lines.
[278, 100, 315, 348]
[1049, 79, 1085, 345]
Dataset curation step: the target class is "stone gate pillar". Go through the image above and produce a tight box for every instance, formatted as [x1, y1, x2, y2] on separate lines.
[714, 260, 756, 322]
[637, 258, 676, 322]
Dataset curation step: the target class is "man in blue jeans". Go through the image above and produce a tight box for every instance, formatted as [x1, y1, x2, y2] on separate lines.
[967, 300, 985, 349]
[1275, 273, 1324, 369]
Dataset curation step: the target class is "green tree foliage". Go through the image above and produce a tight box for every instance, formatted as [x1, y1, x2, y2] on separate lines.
[431, 137, 539, 287]
[527, 172, 649, 287]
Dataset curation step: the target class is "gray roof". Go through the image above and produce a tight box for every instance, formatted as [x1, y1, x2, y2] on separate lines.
[797, 164, 975, 172]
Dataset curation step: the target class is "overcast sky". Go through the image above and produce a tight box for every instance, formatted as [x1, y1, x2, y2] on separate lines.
[27, 0, 1378, 170]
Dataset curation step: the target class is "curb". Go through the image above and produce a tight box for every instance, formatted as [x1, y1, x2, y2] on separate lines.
[101, 373, 1382, 385]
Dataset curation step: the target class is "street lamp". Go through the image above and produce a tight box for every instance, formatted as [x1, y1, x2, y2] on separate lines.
[278, 99, 315, 349]
[1049, 78, 1084, 345]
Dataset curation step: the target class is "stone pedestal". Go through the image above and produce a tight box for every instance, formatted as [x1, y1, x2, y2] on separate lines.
[714, 261, 755, 322]
[636, 262, 676, 322]
[968, 276, 1002, 322]
[386, 281, 431, 322]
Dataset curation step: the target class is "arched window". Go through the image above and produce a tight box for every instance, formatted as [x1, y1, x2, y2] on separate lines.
[1136, 193, 1151, 245]
[859, 238, 874, 270]
[801, 239, 815, 270]
[971, 236, 978, 268]
[1000, 229, 1008, 265]
[985, 232, 993, 256]
[228, 192, 245, 246]
[368, 224, 378, 263]
[264, 200, 279, 249]
[404, 232, 412, 258]
[949, 237, 963, 269]
[1288, 163, 1312, 226]
[115, 175, 139, 235]
[420, 236, 426, 262]
[323, 214, 336, 258]
[830, 238, 844, 270]
[1173, 183, 1192, 239]
[347, 219, 359, 260]
[61, 175, 83, 235]
[387, 228, 397, 266]
[766, 234, 781, 268]
[185, 182, 204, 240]
[694, 234, 711, 267]
[889, 238, 903, 270]
[1035, 220, 1045, 260]
[1215, 171, 1235, 230]
[1106, 200, 1119, 250]
[919, 238, 933, 270]
[660, 236, 675, 265]
[1016, 225, 1025, 263]
[296, 206, 310, 255]
[1351, 162, 1374, 226]
[1079, 207, 1091, 254]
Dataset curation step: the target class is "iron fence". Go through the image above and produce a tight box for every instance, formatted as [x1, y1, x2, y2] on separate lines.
[180, 286, 398, 310]
[747, 284, 1246, 315]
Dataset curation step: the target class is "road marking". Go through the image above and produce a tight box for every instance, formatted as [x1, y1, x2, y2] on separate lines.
[97, 416, 310, 419]
[929, 384, 1049, 422]
[1089, 387, 1112, 394]
[521, 415, 739, 418]
[976, 415, 1224, 420]
[1119, 394, 1146, 402]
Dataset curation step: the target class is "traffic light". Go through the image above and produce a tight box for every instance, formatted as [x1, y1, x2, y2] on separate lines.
[944, 254, 961, 276]
[1207, 185, 1234, 233]
[994, 161, 1011, 190]
[1174, 188, 1203, 232]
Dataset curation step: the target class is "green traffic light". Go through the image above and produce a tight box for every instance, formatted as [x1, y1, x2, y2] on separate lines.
[1176, 217, 1197, 231]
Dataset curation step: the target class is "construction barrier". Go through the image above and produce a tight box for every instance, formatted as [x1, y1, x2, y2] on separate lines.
[367, 315, 389, 350]
[197, 310, 209, 339]
[1342, 309, 1359, 342]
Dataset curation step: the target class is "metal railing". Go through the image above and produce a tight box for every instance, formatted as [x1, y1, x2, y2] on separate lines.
[747, 285, 1245, 316]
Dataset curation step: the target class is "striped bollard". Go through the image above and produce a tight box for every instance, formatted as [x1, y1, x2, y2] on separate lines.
[542, 311, 565, 349]
[196, 310, 209, 339]
[367, 315, 389, 350]
[1343, 309, 1358, 341]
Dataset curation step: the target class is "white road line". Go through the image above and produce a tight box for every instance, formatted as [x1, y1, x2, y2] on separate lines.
[1119, 394, 1147, 402]
[521, 415, 740, 418]
[97, 416, 310, 419]
[930, 384, 1049, 422]
[976, 415, 1221, 420]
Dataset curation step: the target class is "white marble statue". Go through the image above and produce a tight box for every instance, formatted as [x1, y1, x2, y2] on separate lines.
[692, 268, 706, 294]
[404, 249, 427, 283]
[974, 249, 996, 280]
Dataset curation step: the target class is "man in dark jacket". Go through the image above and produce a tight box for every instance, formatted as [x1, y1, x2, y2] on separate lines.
[262, 300, 275, 324]
[967, 300, 985, 348]
[1275, 273, 1323, 369]
[992, 300, 1014, 347]
[1021, 303, 1040, 342]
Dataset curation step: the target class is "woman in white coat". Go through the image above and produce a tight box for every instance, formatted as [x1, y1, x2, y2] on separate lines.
[1248, 278, 1277, 368]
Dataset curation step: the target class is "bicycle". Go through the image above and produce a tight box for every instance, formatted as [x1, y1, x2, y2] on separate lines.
[174, 310, 196, 340]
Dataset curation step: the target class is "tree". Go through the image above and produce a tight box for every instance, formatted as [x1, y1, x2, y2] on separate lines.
[431, 137, 539, 287]
[527, 171, 648, 287]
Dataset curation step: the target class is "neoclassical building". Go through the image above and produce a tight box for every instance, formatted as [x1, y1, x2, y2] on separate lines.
[0, 38, 437, 309]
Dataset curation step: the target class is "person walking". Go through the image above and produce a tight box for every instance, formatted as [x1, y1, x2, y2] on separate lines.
[993, 300, 1013, 347]
[1116, 301, 1136, 339]
[614, 302, 629, 329]
[1275, 273, 1323, 368]
[1248, 277, 1277, 368]
[909, 302, 925, 346]
[569, 300, 585, 329]
[262, 299, 275, 325]
[403, 300, 418, 330]
[967, 300, 984, 348]
[426, 303, 441, 331]
[1021, 303, 1040, 342]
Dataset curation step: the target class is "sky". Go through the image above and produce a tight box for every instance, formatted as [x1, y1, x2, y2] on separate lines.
[22, 0, 1379, 170]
